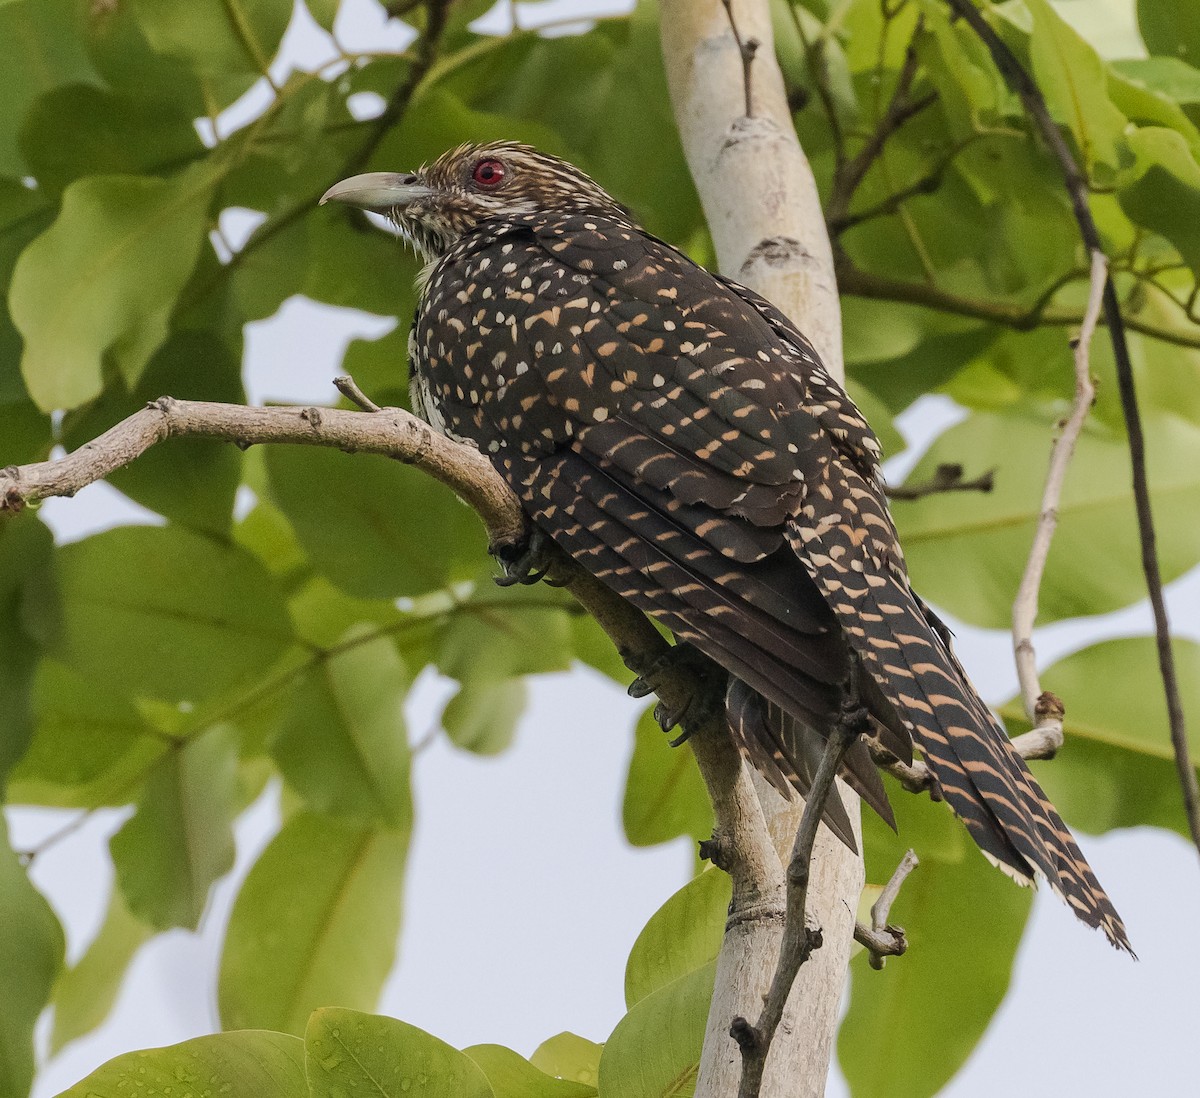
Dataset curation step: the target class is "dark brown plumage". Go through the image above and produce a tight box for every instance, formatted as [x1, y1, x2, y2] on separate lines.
[322, 142, 1131, 952]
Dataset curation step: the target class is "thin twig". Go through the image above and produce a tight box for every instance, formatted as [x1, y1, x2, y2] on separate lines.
[871, 711, 1063, 796]
[839, 260, 1200, 349]
[334, 374, 383, 412]
[720, 0, 760, 117]
[853, 848, 918, 970]
[731, 708, 864, 1098]
[886, 462, 995, 501]
[946, 0, 1200, 858]
[827, 18, 932, 228]
[1011, 251, 1105, 724]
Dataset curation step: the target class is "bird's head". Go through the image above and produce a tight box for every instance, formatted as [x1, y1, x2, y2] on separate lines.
[321, 142, 629, 261]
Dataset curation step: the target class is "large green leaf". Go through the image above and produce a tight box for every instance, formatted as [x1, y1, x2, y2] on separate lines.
[839, 792, 1032, 1098]
[1026, 0, 1128, 175]
[624, 868, 729, 1009]
[19, 83, 202, 196]
[0, 815, 65, 1098]
[219, 813, 409, 1034]
[109, 723, 239, 930]
[0, 0, 96, 175]
[49, 884, 153, 1055]
[0, 513, 52, 786]
[271, 627, 413, 825]
[998, 637, 1200, 836]
[305, 1009, 494, 1098]
[1119, 125, 1200, 279]
[621, 706, 713, 848]
[597, 963, 714, 1098]
[895, 411, 1200, 628]
[265, 445, 486, 600]
[128, 0, 293, 110]
[10, 164, 218, 411]
[52, 1030, 307, 1098]
[441, 676, 527, 756]
[7, 660, 171, 809]
[530, 1034, 602, 1089]
[1138, 0, 1200, 70]
[465, 1044, 596, 1098]
[33, 524, 293, 703]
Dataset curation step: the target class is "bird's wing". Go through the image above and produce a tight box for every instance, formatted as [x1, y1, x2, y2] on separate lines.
[414, 213, 1129, 950]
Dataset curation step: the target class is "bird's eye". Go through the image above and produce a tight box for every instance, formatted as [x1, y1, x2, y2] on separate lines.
[471, 158, 507, 188]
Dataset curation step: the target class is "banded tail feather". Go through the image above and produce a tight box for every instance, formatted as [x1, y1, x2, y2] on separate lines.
[788, 520, 1133, 954]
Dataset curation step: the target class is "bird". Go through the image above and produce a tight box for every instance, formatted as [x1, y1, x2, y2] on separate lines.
[321, 141, 1131, 952]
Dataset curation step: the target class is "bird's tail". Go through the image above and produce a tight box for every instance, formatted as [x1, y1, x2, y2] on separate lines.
[789, 531, 1133, 952]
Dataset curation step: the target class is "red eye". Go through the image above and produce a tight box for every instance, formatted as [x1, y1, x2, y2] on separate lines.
[472, 158, 506, 187]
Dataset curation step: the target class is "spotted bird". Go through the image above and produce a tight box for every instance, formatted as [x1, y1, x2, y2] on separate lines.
[322, 142, 1131, 952]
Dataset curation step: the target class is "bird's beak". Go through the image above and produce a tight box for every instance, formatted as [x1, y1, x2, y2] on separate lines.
[320, 172, 434, 212]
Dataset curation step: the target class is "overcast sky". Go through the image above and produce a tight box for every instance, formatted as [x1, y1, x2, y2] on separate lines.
[7, 2, 1199, 1096]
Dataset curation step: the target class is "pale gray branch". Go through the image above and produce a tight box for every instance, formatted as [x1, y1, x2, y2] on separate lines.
[854, 848, 917, 970]
[1011, 250, 1106, 728]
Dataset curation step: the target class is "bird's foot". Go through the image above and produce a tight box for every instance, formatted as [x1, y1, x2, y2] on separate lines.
[490, 527, 572, 588]
[628, 642, 723, 744]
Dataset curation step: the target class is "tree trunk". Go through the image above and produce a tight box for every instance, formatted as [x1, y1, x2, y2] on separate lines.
[660, 3, 863, 1095]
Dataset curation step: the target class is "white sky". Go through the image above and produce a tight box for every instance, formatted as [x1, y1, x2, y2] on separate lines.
[8, 2, 1200, 1096]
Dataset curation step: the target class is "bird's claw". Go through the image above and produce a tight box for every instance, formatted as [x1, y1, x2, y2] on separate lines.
[491, 527, 567, 587]
[628, 643, 722, 738]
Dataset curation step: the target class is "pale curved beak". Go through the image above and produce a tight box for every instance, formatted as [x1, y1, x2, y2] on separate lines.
[320, 172, 433, 211]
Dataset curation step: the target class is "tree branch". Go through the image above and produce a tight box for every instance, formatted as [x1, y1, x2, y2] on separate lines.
[886, 462, 994, 501]
[661, 4, 862, 1095]
[1011, 251, 1104, 739]
[945, 0, 1200, 859]
[0, 387, 785, 915]
[853, 848, 917, 970]
[732, 709, 863, 1098]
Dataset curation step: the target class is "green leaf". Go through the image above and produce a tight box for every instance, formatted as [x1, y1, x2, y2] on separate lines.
[7, 660, 171, 809]
[36, 524, 294, 704]
[466, 1045, 596, 1098]
[265, 445, 486, 599]
[272, 627, 412, 825]
[895, 411, 1200, 628]
[306, 0, 339, 32]
[624, 868, 730, 1009]
[49, 884, 153, 1054]
[0, 815, 65, 1098]
[11, 164, 218, 411]
[109, 724, 239, 930]
[839, 791, 1032, 1098]
[597, 962, 714, 1098]
[1026, 0, 1128, 175]
[52, 1029, 307, 1098]
[915, 4, 1008, 142]
[60, 329, 245, 535]
[998, 637, 1200, 836]
[129, 0, 292, 110]
[622, 706, 713, 848]
[305, 1008, 494, 1098]
[20, 83, 202, 196]
[1114, 57, 1200, 104]
[0, 0, 97, 175]
[0, 513, 52, 786]
[219, 813, 409, 1034]
[436, 594, 574, 682]
[1108, 63, 1200, 155]
[530, 1034, 602, 1089]
[1138, 0, 1200, 69]
[1119, 126, 1200, 278]
[441, 677, 526, 755]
